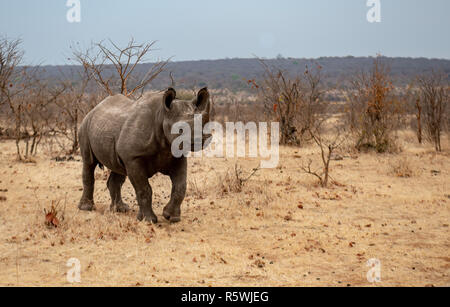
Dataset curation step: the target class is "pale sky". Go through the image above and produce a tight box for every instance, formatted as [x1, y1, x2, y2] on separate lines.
[1, 0, 449, 65]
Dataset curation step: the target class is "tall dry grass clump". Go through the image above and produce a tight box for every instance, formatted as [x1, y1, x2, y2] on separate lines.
[388, 157, 416, 178]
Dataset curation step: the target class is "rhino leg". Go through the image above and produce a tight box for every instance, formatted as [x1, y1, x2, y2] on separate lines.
[107, 172, 130, 213]
[78, 162, 97, 211]
[163, 158, 187, 223]
[127, 160, 158, 223]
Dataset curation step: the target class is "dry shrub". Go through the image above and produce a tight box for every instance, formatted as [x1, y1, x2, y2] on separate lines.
[217, 163, 260, 195]
[44, 200, 64, 228]
[389, 157, 415, 178]
[255, 59, 325, 145]
[417, 72, 448, 152]
[187, 176, 207, 200]
[218, 169, 243, 195]
[301, 123, 347, 188]
[347, 56, 404, 153]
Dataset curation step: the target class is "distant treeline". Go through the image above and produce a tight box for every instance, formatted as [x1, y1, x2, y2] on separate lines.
[37, 56, 450, 92]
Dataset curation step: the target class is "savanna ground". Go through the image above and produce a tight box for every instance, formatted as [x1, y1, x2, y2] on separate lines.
[0, 131, 449, 287]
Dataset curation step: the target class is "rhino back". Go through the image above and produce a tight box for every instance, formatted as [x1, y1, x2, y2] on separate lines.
[81, 94, 134, 174]
[116, 93, 167, 161]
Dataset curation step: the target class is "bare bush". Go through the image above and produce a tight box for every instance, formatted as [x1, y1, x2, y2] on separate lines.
[301, 123, 346, 188]
[218, 163, 260, 194]
[255, 59, 325, 145]
[16, 78, 66, 158]
[51, 65, 100, 155]
[72, 38, 168, 98]
[417, 72, 449, 151]
[0, 37, 23, 106]
[0, 37, 24, 157]
[0, 38, 65, 159]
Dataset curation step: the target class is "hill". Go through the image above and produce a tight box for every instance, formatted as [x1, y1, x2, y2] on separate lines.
[38, 56, 450, 91]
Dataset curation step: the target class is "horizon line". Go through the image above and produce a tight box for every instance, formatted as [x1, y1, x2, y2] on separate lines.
[32, 55, 450, 67]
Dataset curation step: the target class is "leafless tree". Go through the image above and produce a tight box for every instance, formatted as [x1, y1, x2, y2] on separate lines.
[72, 38, 169, 98]
[20, 80, 66, 157]
[0, 37, 30, 159]
[0, 37, 24, 106]
[1, 37, 70, 159]
[51, 65, 95, 155]
[417, 72, 449, 151]
[4, 68, 65, 159]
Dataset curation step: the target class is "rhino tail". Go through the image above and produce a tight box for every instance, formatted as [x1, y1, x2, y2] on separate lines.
[79, 118, 101, 169]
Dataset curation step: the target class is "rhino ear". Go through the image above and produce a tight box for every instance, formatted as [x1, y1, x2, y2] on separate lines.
[163, 88, 176, 110]
[195, 87, 209, 110]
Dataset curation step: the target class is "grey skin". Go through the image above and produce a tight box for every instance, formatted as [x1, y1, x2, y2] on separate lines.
[77, 88, 211, 223]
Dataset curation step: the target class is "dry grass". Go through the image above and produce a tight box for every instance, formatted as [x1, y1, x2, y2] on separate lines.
[0, 133, 449, 287]
[216, 163, 260, 195]
[388, 157, 416, 178]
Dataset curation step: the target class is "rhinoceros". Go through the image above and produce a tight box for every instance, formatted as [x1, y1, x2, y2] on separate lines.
[77, 88, 211, 223]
